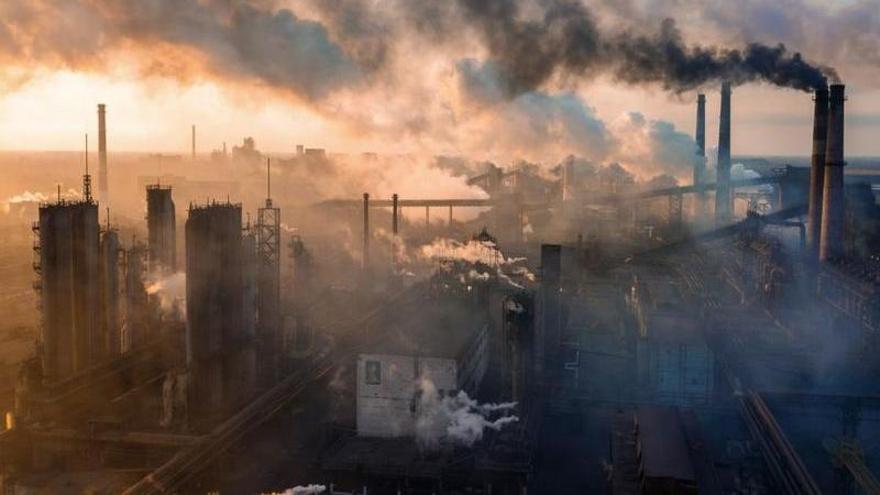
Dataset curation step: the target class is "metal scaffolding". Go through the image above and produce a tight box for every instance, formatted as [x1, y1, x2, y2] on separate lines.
[257, 159, 281, 382]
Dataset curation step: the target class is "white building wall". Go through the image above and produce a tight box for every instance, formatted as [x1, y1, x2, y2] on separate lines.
[356, 353, 457, 438]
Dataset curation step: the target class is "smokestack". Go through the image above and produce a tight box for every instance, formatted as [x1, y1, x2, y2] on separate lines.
[191, 125, 196, 160]
[392, 193, 399, 235]
[97, 104, 108, 205]
[694, 94, 707, 224]
[715, 82, 732, 225]
[807, 84, 829, 259]
[363, 193, 370, 271]
[819, 84, 846, 261]
[694, 94, 706, 182]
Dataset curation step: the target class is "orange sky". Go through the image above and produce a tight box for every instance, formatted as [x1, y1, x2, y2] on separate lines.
[1, 0, 879, 160]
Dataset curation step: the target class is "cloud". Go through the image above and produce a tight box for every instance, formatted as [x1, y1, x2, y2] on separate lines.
[0, 0, 362, 101]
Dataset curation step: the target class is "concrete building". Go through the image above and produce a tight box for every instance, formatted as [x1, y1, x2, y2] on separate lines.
[185, 202, 255, 421]
[36, 199, 100, 382]
[356, 301, 489, 438]
[146, 185, 176, 272]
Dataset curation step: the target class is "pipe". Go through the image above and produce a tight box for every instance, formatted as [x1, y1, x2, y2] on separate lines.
[715, 82, 732, 225]
[807, 85, 829, 259]
[362, 193, 370, 270]
[819, 84, 846, 261]
[392, 193, 399, 235]
[98, 104, 108, 205]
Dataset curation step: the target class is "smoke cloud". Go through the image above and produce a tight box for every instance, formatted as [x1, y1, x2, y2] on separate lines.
[415, 378, 518, 451]
[145, 271, 186, 317]
[445, 0, 835, 94]
[0, 0, 361, 99]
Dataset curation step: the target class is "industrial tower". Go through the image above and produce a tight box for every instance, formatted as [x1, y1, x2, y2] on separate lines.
[257, 158, 281, 383]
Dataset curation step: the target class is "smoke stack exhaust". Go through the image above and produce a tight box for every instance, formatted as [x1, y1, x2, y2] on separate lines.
[807, 84, 829, 259]
[715, 82, 732, 225]
[819, 84, 846, 261]
[97, 104, 108, 205]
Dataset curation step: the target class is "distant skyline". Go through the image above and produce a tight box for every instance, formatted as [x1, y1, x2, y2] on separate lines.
[1, 0, 878, 165]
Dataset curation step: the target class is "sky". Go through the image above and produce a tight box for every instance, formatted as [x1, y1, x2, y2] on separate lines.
[0, 0, 878, 162]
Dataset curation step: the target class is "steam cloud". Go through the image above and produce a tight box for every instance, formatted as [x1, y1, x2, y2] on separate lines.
[415, 378, 518, 451]
[0, 0, 360, 99]
[145, 271, 186, 317]
[0, 0, 837, 101]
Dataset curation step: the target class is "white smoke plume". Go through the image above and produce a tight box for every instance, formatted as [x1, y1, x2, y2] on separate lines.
[5, 191, 48, 204]
[415, 378, 518, 451]
[145, 271, 186, 317]
[419, 238, 524, 267]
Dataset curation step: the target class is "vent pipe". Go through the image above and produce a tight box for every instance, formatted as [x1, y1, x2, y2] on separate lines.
[807, 84, 829, 258]
[819, 84, 846, 261]
[715, 82, 732, 225]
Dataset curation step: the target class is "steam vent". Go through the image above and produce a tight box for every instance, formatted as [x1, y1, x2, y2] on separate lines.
[3, 2, 880, 494]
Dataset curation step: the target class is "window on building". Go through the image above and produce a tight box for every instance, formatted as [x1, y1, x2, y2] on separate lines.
[365, 360, 381, 385]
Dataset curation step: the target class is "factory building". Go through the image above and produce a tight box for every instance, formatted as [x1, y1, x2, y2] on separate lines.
[356, 301, 489, 438]
[631, 273, 716, 405]
[185, 202, 255, 422]
[35, 199, 101, 382]
[146, 184, 176, 272]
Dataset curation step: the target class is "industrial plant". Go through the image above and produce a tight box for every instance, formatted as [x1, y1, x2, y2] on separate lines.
[1, 1, 880, 494]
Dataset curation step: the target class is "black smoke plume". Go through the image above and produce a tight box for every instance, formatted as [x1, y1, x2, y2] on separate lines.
[455, 0, 837, 94]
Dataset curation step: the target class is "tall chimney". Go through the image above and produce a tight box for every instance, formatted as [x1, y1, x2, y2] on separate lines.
[191, 125, 196, 160]
[819, 84, 846, 261]
[695, 94, 706, 167]
[392, 193, 399, 235]
[362, 193, 370, 271]
[715, 82, 732, 225]
[97, 104, 108, 205]
[694, 94, 707, 224]
[807, 84, 829, 258]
